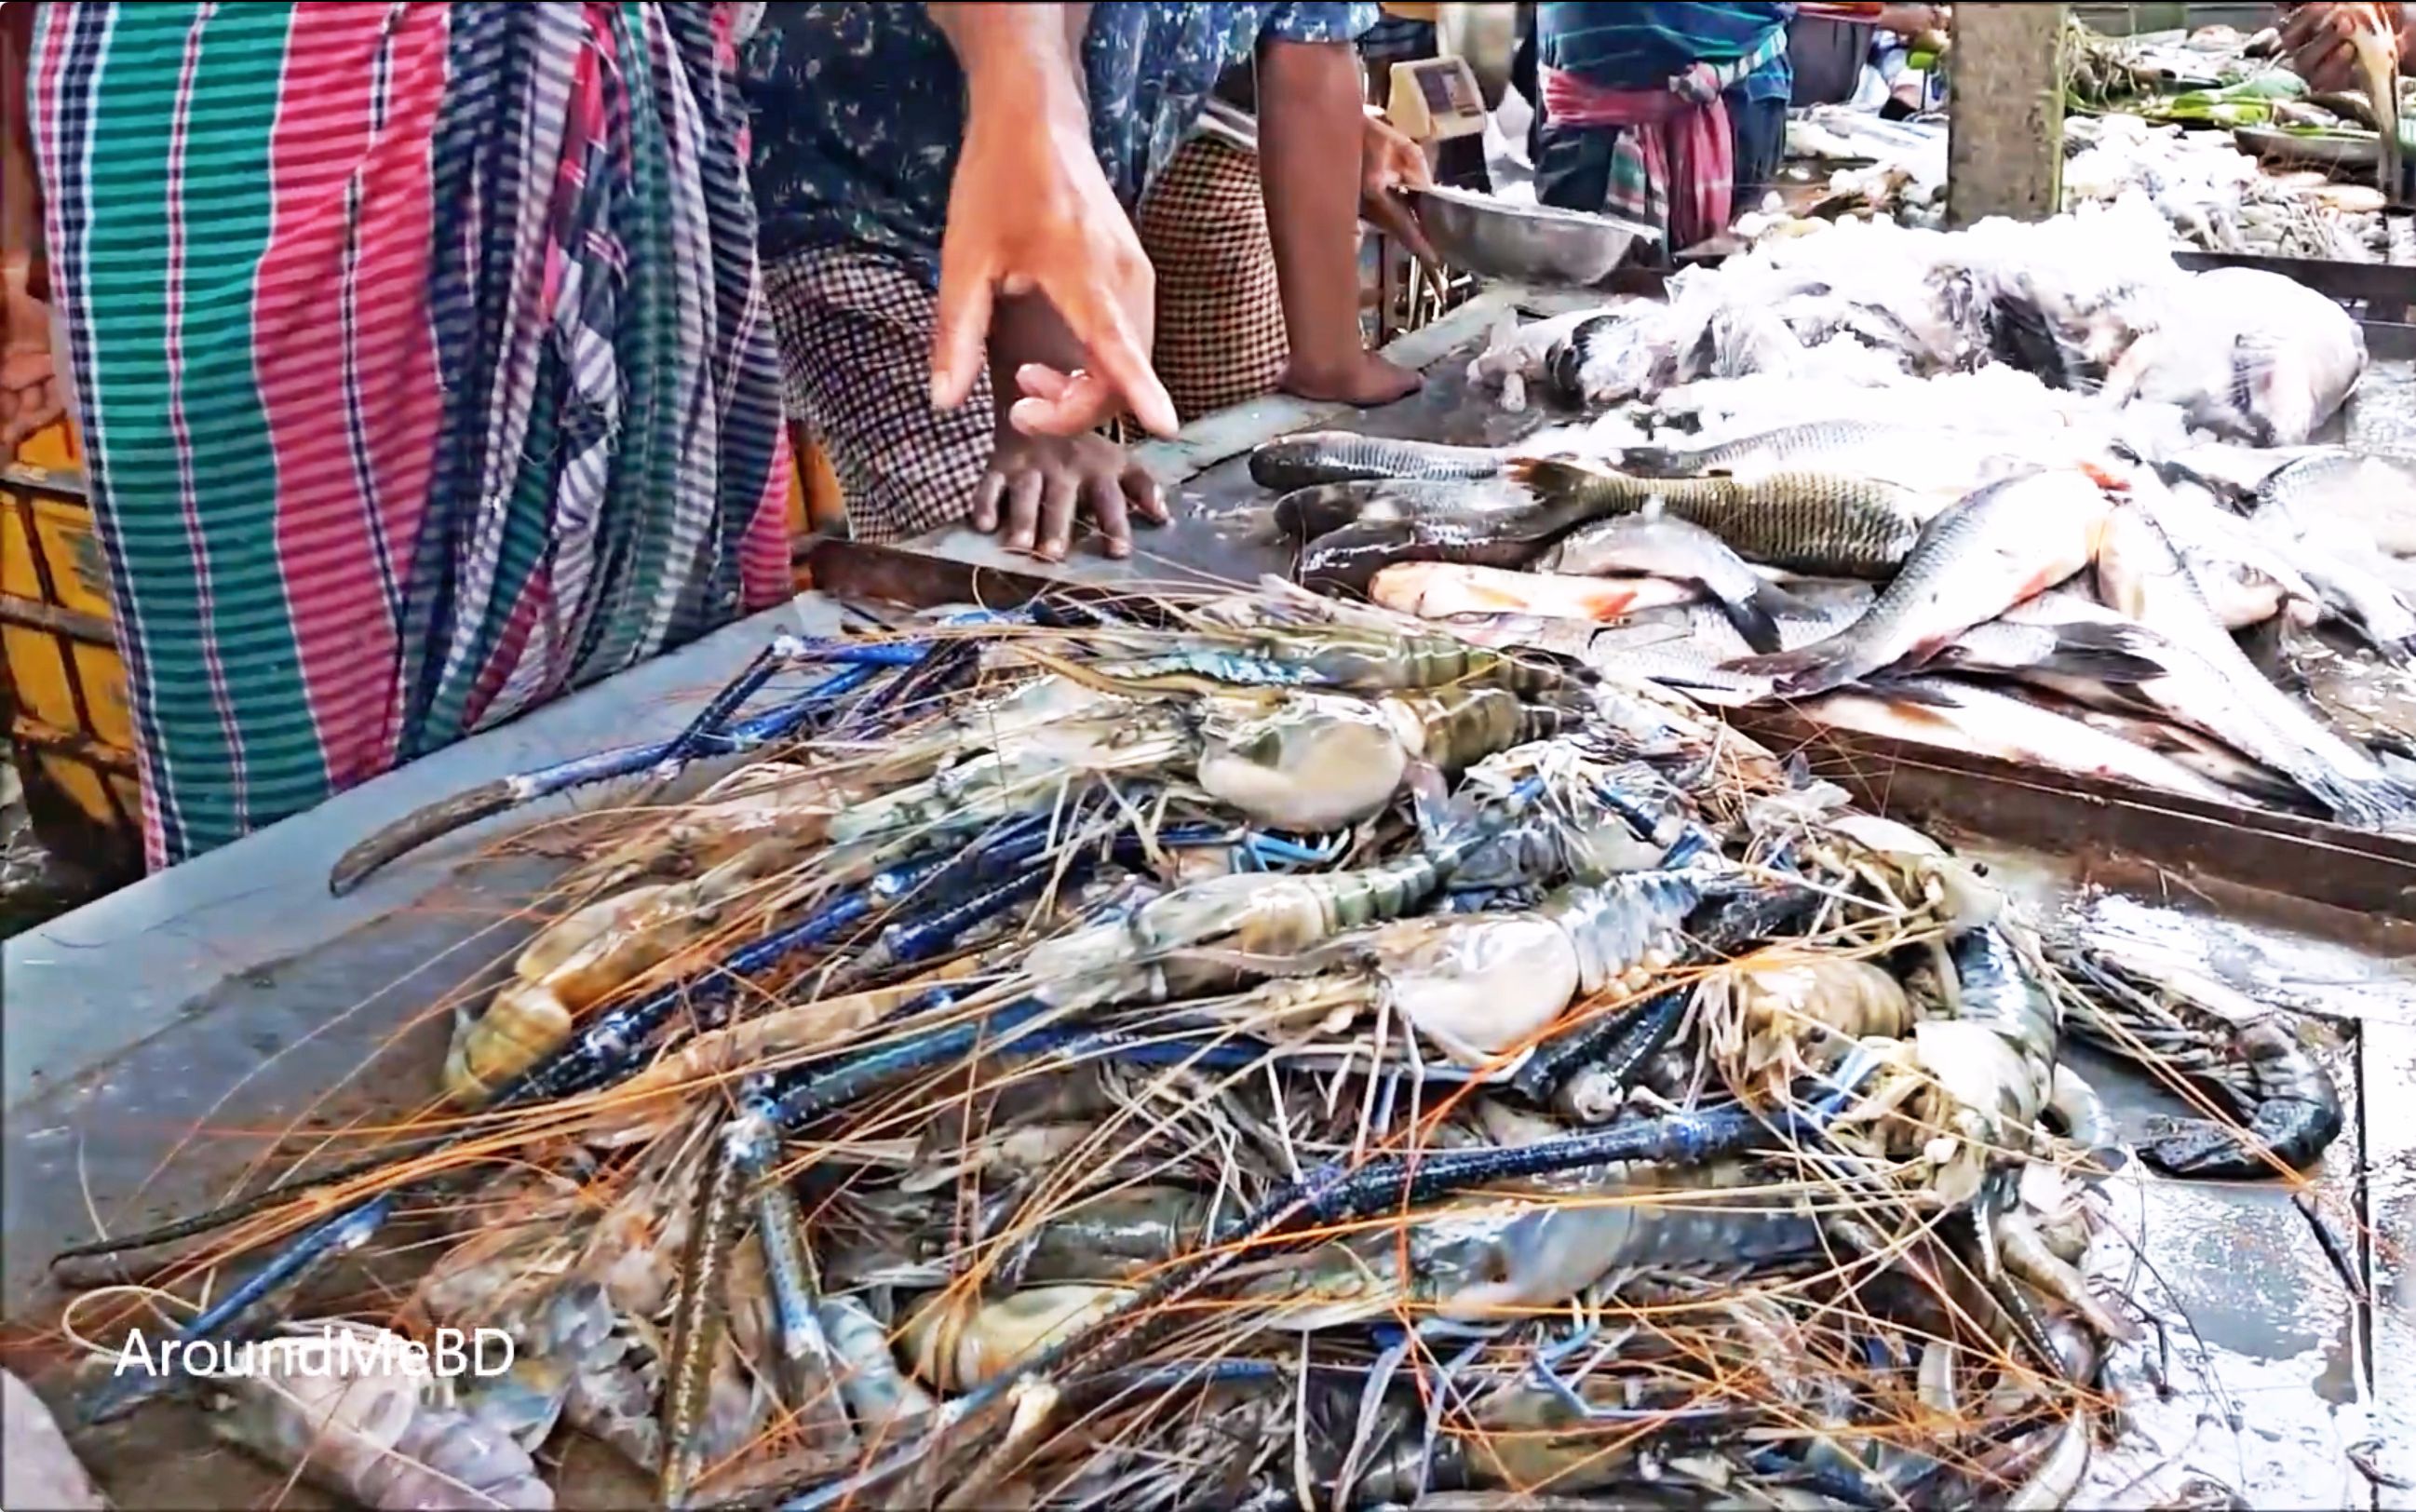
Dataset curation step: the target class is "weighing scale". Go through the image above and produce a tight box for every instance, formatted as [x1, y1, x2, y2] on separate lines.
[1384, 54, 1489, 143]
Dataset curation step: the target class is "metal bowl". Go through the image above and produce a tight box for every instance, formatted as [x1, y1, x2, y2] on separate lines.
[1408, 185, 1658, 287]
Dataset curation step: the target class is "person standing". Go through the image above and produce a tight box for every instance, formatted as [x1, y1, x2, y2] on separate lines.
[23, 2, 793, 868]
[745, 3, 1431, 563]
[1788, 5, 1944, 109]
[1530, 2, 1796, 255]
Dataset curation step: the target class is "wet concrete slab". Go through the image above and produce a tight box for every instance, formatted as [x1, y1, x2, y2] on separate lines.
[1964, 840, 2406, 1510]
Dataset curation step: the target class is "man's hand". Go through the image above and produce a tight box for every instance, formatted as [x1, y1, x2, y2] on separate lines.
[0, 277, 60, 461]
[1359, 112, 1438, 263]
[1874, 5, 1946, 37]
[927, 5, 1180, 440]
[972, 429, 1166, 561]
[2282, 3, 2412, 94]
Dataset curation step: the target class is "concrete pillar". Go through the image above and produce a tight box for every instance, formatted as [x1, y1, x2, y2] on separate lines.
[1946, 3, 2069, 227]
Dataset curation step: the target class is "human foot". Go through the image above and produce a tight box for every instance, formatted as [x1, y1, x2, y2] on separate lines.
[1280, 350, 1423, 407]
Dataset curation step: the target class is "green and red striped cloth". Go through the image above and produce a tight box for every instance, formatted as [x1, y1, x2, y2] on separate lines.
[30, 1, 792, 868]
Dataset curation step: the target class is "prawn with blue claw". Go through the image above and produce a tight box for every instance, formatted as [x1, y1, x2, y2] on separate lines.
[39, 581, 2350, 1512]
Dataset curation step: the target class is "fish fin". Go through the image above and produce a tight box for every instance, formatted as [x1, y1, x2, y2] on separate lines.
[1967, 621, 2169, 683]
[1721, 637, 1868, 698]
[1717, 593, 1787, 655]
[1501, 456, 1608, 502]
[1753, 577, 1818, 614]
[1853, 675, 1964, 709]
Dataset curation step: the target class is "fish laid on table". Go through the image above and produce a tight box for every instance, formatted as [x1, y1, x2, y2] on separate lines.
[1295, 493, 1605, 598]
[1617, 417, 2027, 497]
[2244, 493, 2416, 657]
[2085, 498, 2416, 827]
[1537, 503, 1807, 653]
[2054, 699, 2307, 808]
[2254, 451, 2416, 556]
[1798, 676, 2241, 803]
[2134, 473, 2326, 630]
[1463, 589, 2168, 708]
[1250, 432, 1507, 492]
[1368, 561, 1703, 624]
[1505, 457, 1929, 577]
[1726, 469, 2117, 697]
[1272, 479, 1531, 543]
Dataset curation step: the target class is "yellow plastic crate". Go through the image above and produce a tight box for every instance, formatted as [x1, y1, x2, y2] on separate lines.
[3, 417, 144, 879]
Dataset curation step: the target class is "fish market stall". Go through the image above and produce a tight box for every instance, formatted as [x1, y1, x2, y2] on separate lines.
[801, 205, 2416, 1502]
[3, 551, 2406, 1510]
[1771, 13, 2416, 269]
[6, 230, 2416, 1512]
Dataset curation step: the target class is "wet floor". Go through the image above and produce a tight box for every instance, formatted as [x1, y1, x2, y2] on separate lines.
[1969, 840, 2411, 1510]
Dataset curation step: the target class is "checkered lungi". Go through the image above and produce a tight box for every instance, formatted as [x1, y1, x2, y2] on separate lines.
[1139, 133, 1291, 424]
[764, 133, 1289, 539]
[763, 249, 994, 544]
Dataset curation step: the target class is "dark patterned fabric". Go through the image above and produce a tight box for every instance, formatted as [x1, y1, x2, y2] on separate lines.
[1138, 135, 1289, 423]
[743, 2, 1378, 280]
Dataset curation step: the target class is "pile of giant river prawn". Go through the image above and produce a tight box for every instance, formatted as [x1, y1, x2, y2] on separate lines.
[36, 205, 2393, 1512]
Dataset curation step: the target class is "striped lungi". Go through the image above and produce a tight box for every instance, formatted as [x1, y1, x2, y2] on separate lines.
[31, 3, 793, 867]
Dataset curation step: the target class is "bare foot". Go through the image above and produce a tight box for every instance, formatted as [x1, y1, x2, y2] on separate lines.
[1279, 350, 1423, 408]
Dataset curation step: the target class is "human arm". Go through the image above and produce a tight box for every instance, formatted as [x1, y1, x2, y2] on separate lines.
[925, 4, 1181, 439]
[2279, 2, 2413, 92]
[1257, 36, 1425, 405]
[2, 0, 61, 455]
[1872, 4, 1944, 36]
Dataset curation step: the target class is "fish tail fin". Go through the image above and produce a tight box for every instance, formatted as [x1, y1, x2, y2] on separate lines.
[1753, 578, 1817, 616]
[1502, 456, 1610, 506]
[1717, 592, 1787, 655]
[1721, 636, 1868, 698]
[2300, 766, 2416, 830]
[2025, 621, 2170, 683]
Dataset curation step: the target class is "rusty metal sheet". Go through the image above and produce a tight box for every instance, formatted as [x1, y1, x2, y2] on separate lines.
[1727, 708, 2416, 940]
[2172, 249, 2416, 312]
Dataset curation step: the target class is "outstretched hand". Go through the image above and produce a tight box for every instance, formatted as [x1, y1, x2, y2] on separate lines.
[2281, 3, 2410, 94]
[1358, 112, 1438, 263]
[930, 97, 1178, 441]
